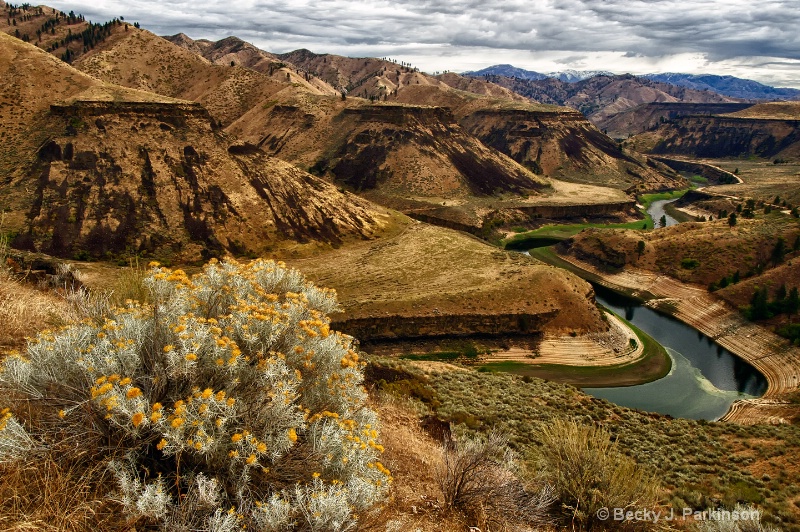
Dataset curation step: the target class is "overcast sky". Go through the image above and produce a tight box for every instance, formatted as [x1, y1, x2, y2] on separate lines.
[45, 0, 800, 88]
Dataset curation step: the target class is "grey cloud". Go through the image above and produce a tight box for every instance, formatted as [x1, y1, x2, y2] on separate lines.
[45, 0, 800, 87]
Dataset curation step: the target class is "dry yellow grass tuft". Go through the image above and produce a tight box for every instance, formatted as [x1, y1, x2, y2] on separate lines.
[0, 453, 121, 531]
[0, 272, 72, 351]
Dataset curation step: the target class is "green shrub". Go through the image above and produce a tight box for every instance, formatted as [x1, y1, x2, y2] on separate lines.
[0, 258, 390, 530]
[536, 419, 660, 529]
[681, 258, 701, 269]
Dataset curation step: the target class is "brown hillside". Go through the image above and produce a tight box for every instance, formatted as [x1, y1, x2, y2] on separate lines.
[435, 72, 530, 101]
[74, 28, 331, 127]
[73, 32, 679, 198]
[0, 3, 126, 64]
[628, 100, 800, 161]
[229, 94, 639, 232]
[277, 49, 526, 103]
[223, 80, 646, 229]
[0, 33, 386, 262]
[634, 114, 800, 159]
[277, 48, 436, 98]
[233, 97, 545, 196]
[165, 35, 338, 96]
[0, 30, 179, 182]
[394, 85, 684, 192]
[248, 57, 670, 192]
[562, 214, 800, 288]
[478, 73, 737, 132]
[228, 94, 556, 229]
[598, 102, 754, 138]
[460, 106, 681, 192]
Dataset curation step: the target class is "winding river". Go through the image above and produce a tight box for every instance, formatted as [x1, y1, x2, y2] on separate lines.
[537, 197, 767, 420]
[584, 286, 767, 420]
[580, 198, 766, 419]
[647, 198, 680, 227]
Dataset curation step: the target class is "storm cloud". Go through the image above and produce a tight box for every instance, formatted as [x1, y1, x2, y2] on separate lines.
[45, 0, 800, 87]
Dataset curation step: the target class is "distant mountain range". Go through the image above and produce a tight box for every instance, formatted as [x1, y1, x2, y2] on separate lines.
[642, 73, 800, 101]
[465, 64, 613, 83]
[465, 65, 800, 100]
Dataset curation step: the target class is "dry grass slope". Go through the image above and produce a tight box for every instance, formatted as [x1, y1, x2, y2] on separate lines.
[288, 221, 607, 335]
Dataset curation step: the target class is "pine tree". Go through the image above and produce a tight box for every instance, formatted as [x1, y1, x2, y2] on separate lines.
[778, 283, 788, 300]
[771, 237, 786, 266]
[750, 287, 770, 320]
[788, 287, 800, 315]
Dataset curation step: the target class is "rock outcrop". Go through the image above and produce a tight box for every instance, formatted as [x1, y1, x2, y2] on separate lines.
[0, 34, 385, 262]
[647, 116, 800, 159]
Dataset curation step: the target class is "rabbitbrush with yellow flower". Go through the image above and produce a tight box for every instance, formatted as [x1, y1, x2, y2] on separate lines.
[0, 258, 390, 531]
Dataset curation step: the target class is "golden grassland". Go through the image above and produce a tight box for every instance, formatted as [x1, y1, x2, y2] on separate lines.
[0, 256, 798, 529]
[0, 271, 71, 351]
[286, 221, 607, 334]
[696, 158, 800, 206]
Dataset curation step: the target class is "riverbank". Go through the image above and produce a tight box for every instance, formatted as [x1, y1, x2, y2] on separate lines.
[531, 246, 800, 424]
[479, 310, 671, 387]
[502, 189, 690, 250]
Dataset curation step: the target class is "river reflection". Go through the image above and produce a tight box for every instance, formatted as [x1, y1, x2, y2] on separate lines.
[583, 285, 767, 420]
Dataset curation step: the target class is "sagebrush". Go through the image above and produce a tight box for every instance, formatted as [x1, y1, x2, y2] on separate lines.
[437, 429, 554, 530]
[536, 418, 660, 529]
[0, 258, 391, 531]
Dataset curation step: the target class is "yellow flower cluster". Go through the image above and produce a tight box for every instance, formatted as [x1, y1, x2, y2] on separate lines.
[156, 387, 238, 456]
[369, 461, 393, 484]
[307, 410, 340, 423]
[298, 318, 330, 339]
[340, 350, 360, 369]
[90, 374, 148, 429]
[228, 428, 270, 467]
[0, 407, 12, 432]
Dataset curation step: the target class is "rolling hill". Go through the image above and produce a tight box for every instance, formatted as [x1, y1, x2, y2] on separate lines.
[0, 32, 386, 262]
[630, 102, 800, 160]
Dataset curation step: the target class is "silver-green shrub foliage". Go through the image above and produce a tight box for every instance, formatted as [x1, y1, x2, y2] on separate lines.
[0, 258, 391, 531]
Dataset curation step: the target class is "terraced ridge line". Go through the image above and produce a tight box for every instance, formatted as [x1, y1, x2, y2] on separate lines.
[488, 312, 644, 367]
[551, 252, 800, 424]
